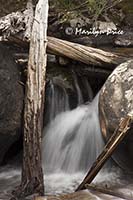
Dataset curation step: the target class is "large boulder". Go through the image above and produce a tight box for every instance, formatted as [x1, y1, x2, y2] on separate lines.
[99, 60, 133, 173]
[0, 44, 24, 164]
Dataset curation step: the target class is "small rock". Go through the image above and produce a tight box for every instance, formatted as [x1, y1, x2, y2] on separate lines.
[115, 30, 133, 46]
[94, 21, 117, 32]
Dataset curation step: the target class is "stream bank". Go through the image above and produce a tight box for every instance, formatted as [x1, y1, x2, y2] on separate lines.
[0, 1, 133, 200]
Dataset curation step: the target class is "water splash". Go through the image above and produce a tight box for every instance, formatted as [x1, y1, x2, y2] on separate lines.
[0, 86, 133, 199]
[44, 74, 93, 125]
[42, 95, 104, 173]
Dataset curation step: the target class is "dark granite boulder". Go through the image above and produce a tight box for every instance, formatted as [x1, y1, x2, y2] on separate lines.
[0, 44, 24, 164]
[99, 60, 133, 173]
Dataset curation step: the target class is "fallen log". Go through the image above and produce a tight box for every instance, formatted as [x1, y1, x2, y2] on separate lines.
[47, 36, 128, 68]
[0, 11, 130, 69]
[85, 184, 133, 200]
[3, 34, 130, 69]
[76, 115, 133, 191]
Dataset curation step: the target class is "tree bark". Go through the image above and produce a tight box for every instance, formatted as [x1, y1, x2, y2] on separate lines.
[23, 0, 34, 40]
[47, 37, 128, 68]
[12, 0, 49, 198]
[2, 32, 130, 69]
[76, 115, 132, 191]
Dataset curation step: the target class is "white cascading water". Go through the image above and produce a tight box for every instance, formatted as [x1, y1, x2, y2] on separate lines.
[42, 91, 133, 197]
[0, 76, 133, 199]
[42, 95, 104, 174]
[73, 72, 84, 105]
[42, 94, 107, 194]
[44, 78, 70, 124]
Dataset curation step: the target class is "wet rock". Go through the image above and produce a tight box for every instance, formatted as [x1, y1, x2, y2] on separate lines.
[115, 30, 133, 47]
[0, 44, 24, 164]
[94, 21, 117, 32]
[69, 16, 91, 28]
[47, 54, 57, 64]
[99, 59, 133, 173]
[70, 35, 114, 47]
[58, 57, 70, 66]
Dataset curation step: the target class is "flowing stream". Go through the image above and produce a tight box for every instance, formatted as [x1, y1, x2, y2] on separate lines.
[0, 77, 133, 199]
[42, 95, 104, 174]
[42, 94, 133, 198]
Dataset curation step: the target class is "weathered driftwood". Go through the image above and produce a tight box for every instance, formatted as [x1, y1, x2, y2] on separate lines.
[4, 34, 130, 69]
[76, 115, 133, 191]
[12, 0, 49, 198]
[23, 0, 34, 40]
[0, 10, 130, 69]
[0, 1, 33, 42]
[99, 60, 133, 173]
[85, 184, 133, 200]
[47, 37, 128, 68]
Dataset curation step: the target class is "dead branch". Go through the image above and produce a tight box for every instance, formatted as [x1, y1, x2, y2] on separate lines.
[76, 115, 133, 191]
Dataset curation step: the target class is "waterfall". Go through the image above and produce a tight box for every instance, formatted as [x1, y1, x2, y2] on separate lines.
[0, 82, 133, 199]
[42, 95, 115, 195]
[73, 72, 84, 105]
[44, 74, 93, 125]
[42, 75, 103, 194]
[44, 78, 70, 124]
[42, 95, 104, 174]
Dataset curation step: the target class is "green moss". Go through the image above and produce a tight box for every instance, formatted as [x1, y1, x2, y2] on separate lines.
[53, 0, 76, 10]
[87, 0, 107, 15]
[119, 0, 133, 14]
[52, 0, 119, 22]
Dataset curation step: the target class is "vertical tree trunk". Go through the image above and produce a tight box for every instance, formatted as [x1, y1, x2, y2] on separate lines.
[14, 0, 49, 198]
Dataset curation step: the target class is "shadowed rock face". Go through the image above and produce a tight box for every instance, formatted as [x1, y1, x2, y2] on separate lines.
[0, 44, 24, 164]
[99, 60, 133, 173]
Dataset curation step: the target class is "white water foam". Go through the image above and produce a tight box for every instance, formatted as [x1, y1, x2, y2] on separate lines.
[42, 95, 104, 174]
[0, 95, 133, 199]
